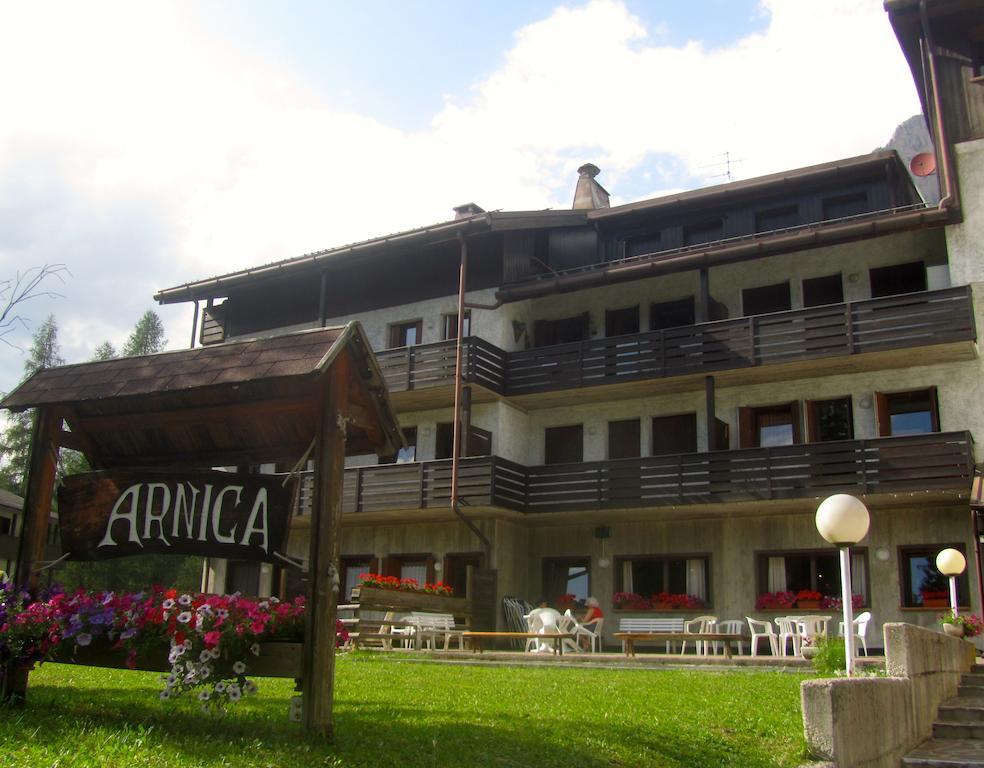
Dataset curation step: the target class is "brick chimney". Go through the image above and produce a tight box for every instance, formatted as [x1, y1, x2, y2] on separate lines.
[453, 202, 485, 220]
[572, 163, 610, 210]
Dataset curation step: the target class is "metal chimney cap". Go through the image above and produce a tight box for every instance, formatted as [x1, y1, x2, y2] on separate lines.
[577, 163, 601, 178]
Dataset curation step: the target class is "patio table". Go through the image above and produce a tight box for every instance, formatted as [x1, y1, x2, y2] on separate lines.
[462, 631, 576, 655]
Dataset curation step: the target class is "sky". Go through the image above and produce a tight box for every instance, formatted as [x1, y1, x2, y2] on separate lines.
[0, 0, 922, 396]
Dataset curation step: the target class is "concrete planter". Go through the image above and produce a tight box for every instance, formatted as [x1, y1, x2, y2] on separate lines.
[942, 622, 965, 638]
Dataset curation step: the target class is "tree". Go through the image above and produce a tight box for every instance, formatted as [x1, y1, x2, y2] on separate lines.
[121, 311, 166, 357]
[91, 341, 117, 361]
[0, 265, 68, 348]
[0, 315, 64, 494]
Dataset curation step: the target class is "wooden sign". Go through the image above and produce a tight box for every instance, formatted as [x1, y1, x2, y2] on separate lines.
[58, 470, 296, 562]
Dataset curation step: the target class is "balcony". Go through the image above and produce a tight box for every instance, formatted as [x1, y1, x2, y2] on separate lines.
[373, 288, 976, 405]
[295, 431, 974, 517]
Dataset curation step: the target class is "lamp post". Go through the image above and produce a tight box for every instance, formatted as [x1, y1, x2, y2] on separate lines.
[816, 494, 870, 677]
[936, 548, 966, 617]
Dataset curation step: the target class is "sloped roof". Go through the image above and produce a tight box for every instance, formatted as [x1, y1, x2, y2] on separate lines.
[0, 324, 403, 467]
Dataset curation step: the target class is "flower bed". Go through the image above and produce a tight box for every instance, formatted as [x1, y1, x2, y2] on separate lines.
[0, 581, 339, 711]
[612, 592, 705, 610]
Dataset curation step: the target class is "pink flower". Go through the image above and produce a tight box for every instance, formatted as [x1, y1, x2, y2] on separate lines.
[203, 630, 221, 649]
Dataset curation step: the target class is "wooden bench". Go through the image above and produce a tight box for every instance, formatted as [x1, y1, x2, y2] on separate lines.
[617, 617, 685, 653]
[462, 631, 576, 655]
[615, 632, 745, 659]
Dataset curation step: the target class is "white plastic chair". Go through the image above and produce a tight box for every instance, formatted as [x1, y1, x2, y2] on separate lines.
[837, 611, 872, 656]
[775, 617, 801, 657]
[524, 607, 564, 653]
[746, 617, 778, 657]
[714, 619, 747, 655]
[681, 615, 717, 656]
[564, 609, 603, 653]
[797, 616, 830, 640]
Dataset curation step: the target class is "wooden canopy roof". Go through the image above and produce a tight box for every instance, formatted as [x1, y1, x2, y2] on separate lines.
[0, 323, 403, 469]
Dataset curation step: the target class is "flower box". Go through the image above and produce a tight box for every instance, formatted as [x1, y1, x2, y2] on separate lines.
[922, 598, 949, 608]
[351, 585, 469, 615]
[797, 600, 821, 610]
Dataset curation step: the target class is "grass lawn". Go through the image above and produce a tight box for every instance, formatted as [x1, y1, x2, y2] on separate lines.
[0, 655, 809, 768]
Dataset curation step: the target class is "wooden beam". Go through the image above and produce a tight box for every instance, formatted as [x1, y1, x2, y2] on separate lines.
[61, 408, 105, 469]
[697, 267, 710, 324]
[704, 375, 716, 452]
[4, 407, 60, 704]
[302, 354, 350, 737]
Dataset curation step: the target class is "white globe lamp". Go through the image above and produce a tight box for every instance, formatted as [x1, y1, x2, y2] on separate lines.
[936, 548, 966, 616]
[815, 494, 870, 676]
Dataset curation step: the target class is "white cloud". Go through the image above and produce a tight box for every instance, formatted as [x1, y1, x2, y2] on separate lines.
[0, 0, 919, 391]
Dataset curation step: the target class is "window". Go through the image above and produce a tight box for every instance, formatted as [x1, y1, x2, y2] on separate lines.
[542, 557, 590, 603]
[806, 397, 854, 442]
[0, 514, 13, 536]
[822, 191, 868, 220]
[803, 274, 844, 307]
[382, 554, 435, 586]
[650, 297, 696, 330]
[389, 319, 423, 348]
[869, 261, 927, 298]
[652, 413, 698, 456]
[605, 306, 640, 337]
[625, 232, 662, 259]
[754, 204, 800, 233]
[900, 545, 969, 608]
[738, 403, 801, 448]
[683, 219, 723, 247]
[608, 419, 641, 460]
[444, 552, 483, 598]
[380, 426, 417, 464]
[757, 549, 869, 604]
[742, 281, 791, 316]
[876, 388, 939, 436]
[341, 555, 374, 601]
[226, 561, 261, 597]
[435, 423, 492, 459]
[533, 313, 590, 347]
[617, 555, 710, 604]
[442, 311, 470, 340]
[544, 425, 583, 464]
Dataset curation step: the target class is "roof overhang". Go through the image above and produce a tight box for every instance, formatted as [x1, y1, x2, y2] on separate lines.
[0, 323, 404, 468]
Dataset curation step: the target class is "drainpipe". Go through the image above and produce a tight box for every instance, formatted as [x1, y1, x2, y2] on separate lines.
[919, 0, 958, 213]
[189, 300, 199, 348]
[451, 232, 493, 561]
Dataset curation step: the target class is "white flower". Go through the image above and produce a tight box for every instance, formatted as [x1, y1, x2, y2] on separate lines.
[182, 639, 193, 650]
[227, 685, 241, 702]
[232, 661, 246, 675]
[199, 665, 211, 679]
[269, 596, 280, 604]
[198, 690, 210, 701]
[258, 601, 269, 610]
[162, 598, 175, 610]
[243, 680, 258, 695]
[169, 646, 185, 661]
[184, 673, 197, 685]
[201, 704, 211, 714]
[176, 611, 192, 624]
[209, 648, 221, 660]
[250, 644, 260, 656]
[216, 608, 229, 620]
[166, 672, 178, 686]
[159, 689, 171, 701]
[199, 650, 212, 663]
[178, 594, 192, 606]
[76, 632, 92, 647]
[214, 681, 226, 694]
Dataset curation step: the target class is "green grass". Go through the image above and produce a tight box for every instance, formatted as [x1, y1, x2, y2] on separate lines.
[0, 655, 809, 768]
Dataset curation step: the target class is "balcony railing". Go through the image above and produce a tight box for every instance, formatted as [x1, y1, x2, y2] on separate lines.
[373, 288, 976, 398]
[296, 431, 974, 516]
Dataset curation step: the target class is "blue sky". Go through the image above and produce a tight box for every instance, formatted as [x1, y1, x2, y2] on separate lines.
[0, 1, 920, 396]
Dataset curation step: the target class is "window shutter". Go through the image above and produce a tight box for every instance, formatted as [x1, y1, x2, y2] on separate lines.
[805, 400, 817, 443]
[738, 407, 755, 448]
[928, 386, 940, 432]
[425, 555, 436, 586]
[380, 556, 399, 578]
[875, 392, 890, 436]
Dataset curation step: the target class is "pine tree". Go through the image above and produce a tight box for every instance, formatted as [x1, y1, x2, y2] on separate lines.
[0, 315, 63, 494]
[91, 341, 117, 361]
[121, 311, 166, 357]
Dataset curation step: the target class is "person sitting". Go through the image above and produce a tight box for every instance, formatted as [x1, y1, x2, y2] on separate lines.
[578, 597, 604, 650]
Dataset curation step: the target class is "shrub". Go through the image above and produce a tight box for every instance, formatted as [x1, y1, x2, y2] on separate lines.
[811, 636, 846, 677]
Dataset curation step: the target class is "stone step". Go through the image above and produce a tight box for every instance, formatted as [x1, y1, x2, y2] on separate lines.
[939, 699, 984, 723]
[933, 722, 984, 740]
[903, 737, 984, 766]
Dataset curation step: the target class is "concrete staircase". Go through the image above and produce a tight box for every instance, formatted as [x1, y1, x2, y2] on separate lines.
[904, 666, 984, 766]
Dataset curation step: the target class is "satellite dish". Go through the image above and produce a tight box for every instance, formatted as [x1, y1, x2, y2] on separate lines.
[910, 152, 937, 177]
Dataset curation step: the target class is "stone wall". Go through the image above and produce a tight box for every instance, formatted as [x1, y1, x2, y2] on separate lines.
[801, 623, 976, 767]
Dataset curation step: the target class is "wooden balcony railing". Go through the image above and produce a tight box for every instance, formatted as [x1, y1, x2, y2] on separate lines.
[295, 431, 973, 517]
[372, 288, 975, 398]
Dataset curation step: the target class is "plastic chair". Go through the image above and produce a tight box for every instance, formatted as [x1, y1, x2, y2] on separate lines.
[746, 617, 778, 657]
[714, 619, 747, 655]
[564, 609, 604, 653]
[838, 611, 872, 656]
[775, 617, 801, 657]
[525, 607, 564, 653]
[680, 615, 717, 655]
[797, 616, 830, 640]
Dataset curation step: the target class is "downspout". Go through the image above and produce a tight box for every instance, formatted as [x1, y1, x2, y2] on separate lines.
[189, 300, 199, 348]
[451, 232, 493, 560]
[920, 0, 958, 212]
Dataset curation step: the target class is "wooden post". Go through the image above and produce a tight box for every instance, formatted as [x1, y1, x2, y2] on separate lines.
[301, 355, 349, 737]
[704, 376, 716, 452]
[4, 407, 60, 703]
[697, 267, 710, 324]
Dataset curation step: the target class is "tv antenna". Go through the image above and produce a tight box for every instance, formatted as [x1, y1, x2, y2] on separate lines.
[700, 151, 744, 182]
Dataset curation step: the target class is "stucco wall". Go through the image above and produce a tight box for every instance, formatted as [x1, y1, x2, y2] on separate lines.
[945, 138, 984, 287]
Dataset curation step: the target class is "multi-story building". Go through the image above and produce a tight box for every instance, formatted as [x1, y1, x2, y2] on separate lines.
[154, 0, 984, 648]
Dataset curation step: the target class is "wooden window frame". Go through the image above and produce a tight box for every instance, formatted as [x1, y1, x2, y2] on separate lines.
[442, 311, 471, 341]
[541, 556, 591, 603]
[651, 412, 698, 456]
[805, 396, 854, 443]
[755, 548, 870, 606]
[738, 402, 802, 448]
[649, 297, 696, 331]
[608, 418, 641, 460]
[544, 424, 584, 465]
[443, 551, 485, 597]
[388, 319, 423, 349]
[898, 543, 969, 609]
[615, 553, 712, 606]
[741, 280, 792, 317]
[381, 553, 436, 586]
[875, 387, 940, 437]
[802, 273, 844, 308]
[604, 305, 640, 338]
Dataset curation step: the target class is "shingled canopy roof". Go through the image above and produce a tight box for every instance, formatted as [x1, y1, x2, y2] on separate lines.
[0, 323, 403, 468]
